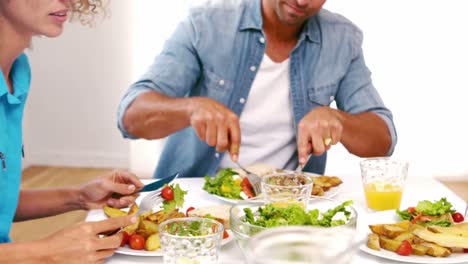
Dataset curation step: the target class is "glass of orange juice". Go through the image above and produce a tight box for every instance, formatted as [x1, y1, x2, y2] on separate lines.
[360, 158, 409, 211]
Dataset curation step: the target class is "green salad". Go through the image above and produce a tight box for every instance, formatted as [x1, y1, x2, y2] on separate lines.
[396, 197, 457, 227]
[243, 200, 353, 228]
[203, 168, 244, 199]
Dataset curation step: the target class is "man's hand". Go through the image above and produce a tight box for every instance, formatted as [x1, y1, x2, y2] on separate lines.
[79, 170, 144, 210]
[40, 216, 136, 263]
[188, 97, 241, 161]
[297, 106, 343, 166]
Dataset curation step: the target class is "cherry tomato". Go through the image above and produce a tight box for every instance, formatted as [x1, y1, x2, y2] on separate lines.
[129, 234, 146, 250]
[161, 186, 174, 201]
[120, 231, 130, 247]
[396, 240, 413, 256]
[452, 212, 465, 223]
[186, 207, 195, 217]
[407, 207, 416, 214]
[241, 178, 255, 198]
[223, 230, 229, 239]
[463, 248, 468, 253]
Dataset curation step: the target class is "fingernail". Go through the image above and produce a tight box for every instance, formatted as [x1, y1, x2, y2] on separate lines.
[130, 216, 137, 223]
[128, 185, 135, 190]
[231, 154, 238, 162]
[108, 200, 114, 206]
[299, 157, 306, 164]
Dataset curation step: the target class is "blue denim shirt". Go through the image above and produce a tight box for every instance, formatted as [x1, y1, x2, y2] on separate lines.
[118, 0, 397, 178]
[0, 53, 30, 242]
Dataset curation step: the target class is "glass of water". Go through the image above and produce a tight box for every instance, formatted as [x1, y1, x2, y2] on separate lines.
[159, 217, 224, 264]
[261, 172, 314, 207]
[244, 226, 358, 264]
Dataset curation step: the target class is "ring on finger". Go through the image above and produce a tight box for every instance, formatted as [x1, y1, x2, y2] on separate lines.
[323, 137, 332, 146]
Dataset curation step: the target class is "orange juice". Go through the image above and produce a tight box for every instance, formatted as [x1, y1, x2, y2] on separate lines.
[364, 182, 403, 211]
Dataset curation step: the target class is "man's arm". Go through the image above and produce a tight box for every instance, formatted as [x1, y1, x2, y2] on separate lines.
[122, 91, 193, 139]
[338, 111, 391, 157]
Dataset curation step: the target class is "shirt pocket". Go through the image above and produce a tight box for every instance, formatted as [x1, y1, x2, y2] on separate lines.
[307, 82, 339, 108]
[199, 68, 233, 106]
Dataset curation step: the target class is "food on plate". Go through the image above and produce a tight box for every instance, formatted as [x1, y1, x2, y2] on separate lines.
[161, 184, 187, 213]
[103, 184, 188, 251]
[243, 200, 353, 228]
[203, 164, 343, 200]
[366, 198, 468, 257]
[396, 197, 465, 226]
[187, 204, 232, 229]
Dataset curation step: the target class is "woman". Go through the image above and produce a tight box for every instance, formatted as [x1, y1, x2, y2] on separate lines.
[0, 1, 143, 263]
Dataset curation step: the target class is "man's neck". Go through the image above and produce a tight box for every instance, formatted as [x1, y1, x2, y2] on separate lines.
[0, 18, 31, 88]
[261, 0, 303, 42]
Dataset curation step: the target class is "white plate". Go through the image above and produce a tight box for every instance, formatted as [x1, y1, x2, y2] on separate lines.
[358, 210, 468, 264]
[115, 230, 234, 257]
[206, 171, 342, 205]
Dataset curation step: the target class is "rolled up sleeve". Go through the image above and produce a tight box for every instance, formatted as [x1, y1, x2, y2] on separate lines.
[335, 29, 397, 155]
[117, 15, 202, 139]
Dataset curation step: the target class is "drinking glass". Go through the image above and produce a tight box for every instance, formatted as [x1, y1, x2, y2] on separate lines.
[360, 158, 409, 211]
[159, 217, 224, 264]
[261, 172, 313, 207]
[244, 226, 358, 264]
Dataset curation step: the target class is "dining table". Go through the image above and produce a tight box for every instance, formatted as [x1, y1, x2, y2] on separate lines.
[85, 174, 467, 264]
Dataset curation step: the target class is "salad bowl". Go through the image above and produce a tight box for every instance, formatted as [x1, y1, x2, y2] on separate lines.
[229, 196, 358, 250]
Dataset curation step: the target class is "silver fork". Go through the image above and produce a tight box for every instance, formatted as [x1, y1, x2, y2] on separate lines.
[234, 161, 262, 196]
[134, 190, 164, 216]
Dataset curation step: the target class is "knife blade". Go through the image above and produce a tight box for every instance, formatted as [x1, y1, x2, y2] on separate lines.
[139, 172, 179, 193]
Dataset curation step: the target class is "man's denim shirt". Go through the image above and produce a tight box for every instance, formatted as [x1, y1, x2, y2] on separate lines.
[117, 0, 397, 178]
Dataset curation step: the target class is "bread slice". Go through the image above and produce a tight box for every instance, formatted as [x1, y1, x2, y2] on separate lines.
[187, 205, 232, 229]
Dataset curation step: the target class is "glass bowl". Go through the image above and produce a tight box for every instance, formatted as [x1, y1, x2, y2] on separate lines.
[229, 196, 357, 250]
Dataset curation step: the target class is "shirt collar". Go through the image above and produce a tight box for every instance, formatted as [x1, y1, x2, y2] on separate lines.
[238, 0, 321, 44]
[0, 53, 30, 102]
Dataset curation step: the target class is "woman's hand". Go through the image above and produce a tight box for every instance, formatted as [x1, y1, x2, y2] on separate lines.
[40, 215, 136, 264]
[79, 170, 144, 210]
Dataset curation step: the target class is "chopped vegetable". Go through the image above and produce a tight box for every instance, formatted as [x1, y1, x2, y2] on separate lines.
[162, 184, 187, 213]
[203, 169, 243, 199]
[243, 201, 353, 228]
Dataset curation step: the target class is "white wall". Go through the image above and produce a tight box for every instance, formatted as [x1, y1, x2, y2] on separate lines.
[23, 1, 468, 180]
[23, 1, 134, 169]
[324, 1, 468, 179]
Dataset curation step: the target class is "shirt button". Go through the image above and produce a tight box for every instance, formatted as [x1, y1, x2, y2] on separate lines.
[250, 66, 256, 72]
[219, 80, 225, 86]
[259, 37, 265, 44]
[239, 98, 246, 104]
[330, 95, 335, 101]
[215, 153, 220, 158]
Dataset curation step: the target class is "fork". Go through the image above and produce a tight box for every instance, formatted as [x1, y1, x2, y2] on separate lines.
[234, 161, 262, 196]
[134, 190, 164, 216]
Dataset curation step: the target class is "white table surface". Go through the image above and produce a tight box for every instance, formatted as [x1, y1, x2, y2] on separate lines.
[85, 175, 467, 264]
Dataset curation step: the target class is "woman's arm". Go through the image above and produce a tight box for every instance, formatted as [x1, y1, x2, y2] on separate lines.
[0, 216, 135, 264]
[14, 170, 143, 222]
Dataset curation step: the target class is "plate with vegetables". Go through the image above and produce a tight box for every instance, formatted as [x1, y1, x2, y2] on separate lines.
[90, 184, 233, 257]
[203, 167, 343, 204]
[359, 197, 468, 263]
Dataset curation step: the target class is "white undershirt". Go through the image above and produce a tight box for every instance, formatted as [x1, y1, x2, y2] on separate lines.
[219, 54, 297, 170]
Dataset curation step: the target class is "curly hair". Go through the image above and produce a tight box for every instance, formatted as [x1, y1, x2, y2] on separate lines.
[69, 0, 109, 26]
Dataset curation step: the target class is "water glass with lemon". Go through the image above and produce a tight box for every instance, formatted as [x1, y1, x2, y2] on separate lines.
[360, 158, 409, 211]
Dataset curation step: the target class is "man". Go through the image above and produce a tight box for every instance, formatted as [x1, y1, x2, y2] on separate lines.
[118, 0, 397, 178]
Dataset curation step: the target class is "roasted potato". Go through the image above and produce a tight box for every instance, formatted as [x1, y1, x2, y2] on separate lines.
[379, 236, 402, 252]
[145, 234, 161, 251]
[103, 205, 128, 218]
[383, 225, 408, 239]
[418, 242, 451, 257]
[367, 233, 380, 251]
[412, 244, 430, 256]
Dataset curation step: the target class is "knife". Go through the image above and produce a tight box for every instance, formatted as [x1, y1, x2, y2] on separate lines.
[139, 172, 179, 193]
[110, 172, 179, 199]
